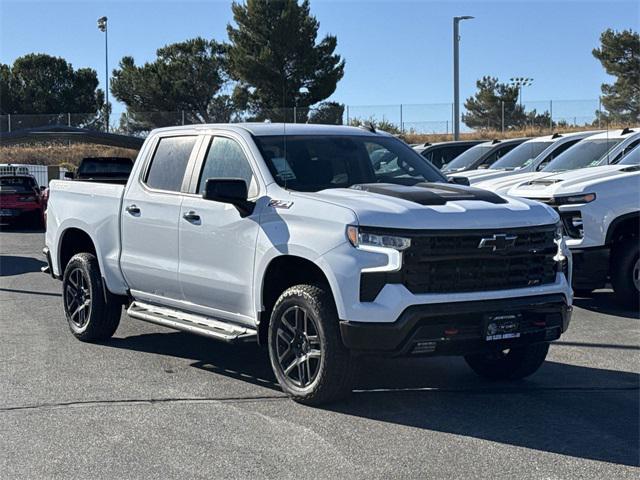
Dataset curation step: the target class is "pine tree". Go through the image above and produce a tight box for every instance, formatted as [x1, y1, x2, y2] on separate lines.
[227, 0, 344, 121]
[593, 29, 640, 124]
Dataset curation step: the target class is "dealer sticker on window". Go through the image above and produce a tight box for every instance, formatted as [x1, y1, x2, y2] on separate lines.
[484, 313, 522, 341]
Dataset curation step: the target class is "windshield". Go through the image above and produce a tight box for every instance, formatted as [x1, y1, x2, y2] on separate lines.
[542, 138, 624, 172]
[442, 145, 493, 171]
[0, 176, 37, 193]
[490, 141, 554, 170]
[618, 145, 640, 165]
[78, 158, 133, 177]
[254, 135, 446, 192]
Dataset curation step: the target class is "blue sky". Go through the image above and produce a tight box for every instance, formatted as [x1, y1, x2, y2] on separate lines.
[0, 0, 637, 122]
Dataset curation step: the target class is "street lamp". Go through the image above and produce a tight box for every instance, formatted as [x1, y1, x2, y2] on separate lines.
[97, 16, 109, 132]
[509, 77, 534, 107]
[453, 15, 474, 140]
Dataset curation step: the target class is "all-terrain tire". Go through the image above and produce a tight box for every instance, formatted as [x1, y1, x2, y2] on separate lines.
[62, 253, 122, 341]
[611, 239, 640, 307]
[464, 342, 550, 380]
[268, 284, 355, 405]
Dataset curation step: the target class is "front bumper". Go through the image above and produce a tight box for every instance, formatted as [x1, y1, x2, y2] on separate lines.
[340, 294, 571, 356]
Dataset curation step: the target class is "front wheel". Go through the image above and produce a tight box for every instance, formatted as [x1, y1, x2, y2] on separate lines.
[63, 253, 122, 341]
[464, 342, 550, 380]
[268, 284, 354, 405]
[611, 239, 640, 307]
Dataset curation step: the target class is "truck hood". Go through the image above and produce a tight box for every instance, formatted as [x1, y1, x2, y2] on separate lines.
[508, 163, 640, 198]
[293, 182, 558, 230]
[475, 171, 552, 194]
[452, 168, 522, 185]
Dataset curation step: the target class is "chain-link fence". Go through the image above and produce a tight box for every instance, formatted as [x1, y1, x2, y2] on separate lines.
[0, 99, 622, 138]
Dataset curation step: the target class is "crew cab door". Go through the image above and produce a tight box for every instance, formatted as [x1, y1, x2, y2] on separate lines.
[178, 134, 262, 325]
[120, 133, 200, 301]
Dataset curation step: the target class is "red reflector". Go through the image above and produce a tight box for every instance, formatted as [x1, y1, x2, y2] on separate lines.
[444, 328, 459, 336]
[532, 320, 546, 327]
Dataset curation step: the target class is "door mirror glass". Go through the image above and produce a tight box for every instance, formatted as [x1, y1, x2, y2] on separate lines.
[203, 178, 253, 216]
[64, 171, 75, 179]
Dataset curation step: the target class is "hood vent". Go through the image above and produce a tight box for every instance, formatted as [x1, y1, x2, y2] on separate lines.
[524, 179, 563, 187]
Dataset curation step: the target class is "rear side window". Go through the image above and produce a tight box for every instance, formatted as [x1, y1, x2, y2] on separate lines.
[145, 136, 197, 192]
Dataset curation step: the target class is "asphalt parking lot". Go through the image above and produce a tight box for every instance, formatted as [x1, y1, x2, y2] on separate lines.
[1, 228, 638, 479]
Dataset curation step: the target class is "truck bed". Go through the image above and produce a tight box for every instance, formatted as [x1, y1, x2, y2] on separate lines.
[45, 180, 128, 295]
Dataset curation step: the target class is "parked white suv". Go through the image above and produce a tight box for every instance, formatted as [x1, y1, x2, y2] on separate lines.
[508, 144, 640, 303]
[44, 124, 573, 404]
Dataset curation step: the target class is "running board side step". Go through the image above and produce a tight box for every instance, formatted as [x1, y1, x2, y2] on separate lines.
[127, 301, 257, 344]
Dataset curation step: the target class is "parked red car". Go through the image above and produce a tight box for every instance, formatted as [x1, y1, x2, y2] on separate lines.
[0, 174, 46, 227]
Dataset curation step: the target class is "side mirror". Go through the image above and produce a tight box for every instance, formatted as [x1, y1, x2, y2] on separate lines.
[203, 178, 254, 216]
[449, 176, 470, 186]
[64, 171, 75, 179]
[40, 185, 47, 191]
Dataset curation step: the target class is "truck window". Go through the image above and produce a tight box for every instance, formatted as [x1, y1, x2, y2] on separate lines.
[255, 135, 445, 192]
[145, 136, 197, 192]
[197, 137, 257, 196]
[535, 139, 580, 171]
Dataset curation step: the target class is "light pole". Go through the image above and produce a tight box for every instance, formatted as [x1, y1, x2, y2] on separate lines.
[453, 15, 474, 140]
[97, 16, 109, 132]
[509, 77, 534, 107]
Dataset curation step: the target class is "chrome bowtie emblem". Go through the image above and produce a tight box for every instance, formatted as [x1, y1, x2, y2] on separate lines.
[478, 234, 518, 251]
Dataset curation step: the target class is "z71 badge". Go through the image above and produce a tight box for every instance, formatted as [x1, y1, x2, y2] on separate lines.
[268, 199, 294, 209]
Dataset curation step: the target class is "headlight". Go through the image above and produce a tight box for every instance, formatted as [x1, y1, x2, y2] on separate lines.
[347, 226, 411, 251]
[553, 193, 596, 205]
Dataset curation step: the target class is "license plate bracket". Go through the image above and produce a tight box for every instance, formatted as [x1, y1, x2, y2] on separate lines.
[483, 313, 522, 341]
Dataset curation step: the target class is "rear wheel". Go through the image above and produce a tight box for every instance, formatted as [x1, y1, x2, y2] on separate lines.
[63, 253, 121, 341]
[268, 284, 354, 405]
[464, 342, 550, 380]
[611, 239, 640, 306]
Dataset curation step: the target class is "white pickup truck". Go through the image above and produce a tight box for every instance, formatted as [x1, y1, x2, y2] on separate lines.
[44, 124, 572, 405]
[508, 144, 640, 303]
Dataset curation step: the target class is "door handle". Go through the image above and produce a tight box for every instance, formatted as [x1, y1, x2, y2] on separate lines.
[182, 211, 201, 222]
[125, 204, 140, 215]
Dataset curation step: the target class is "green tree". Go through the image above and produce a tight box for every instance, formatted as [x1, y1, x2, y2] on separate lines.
[227, 0, 344, 121]
[0, 54, 104, 129]
[308, 101, 345, 125]
[592, 29, 640, 124]
[111, 37, 231, 133]
[463, 76, 527, 130]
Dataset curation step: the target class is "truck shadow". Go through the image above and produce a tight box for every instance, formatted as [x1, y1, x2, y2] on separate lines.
[105, 330, 639, 467]
[0, 255, 46, 276]
[573, 291, 639, 320]
[0, 223, 45, 233]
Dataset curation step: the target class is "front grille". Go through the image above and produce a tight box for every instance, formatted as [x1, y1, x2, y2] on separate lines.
[399, 225, 558, 294]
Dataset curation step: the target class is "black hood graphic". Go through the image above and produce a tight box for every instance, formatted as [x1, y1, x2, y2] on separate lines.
[350, 182, 507, 206]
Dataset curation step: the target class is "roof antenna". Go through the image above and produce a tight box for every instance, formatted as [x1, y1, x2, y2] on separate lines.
[367, 122, 376, 133]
